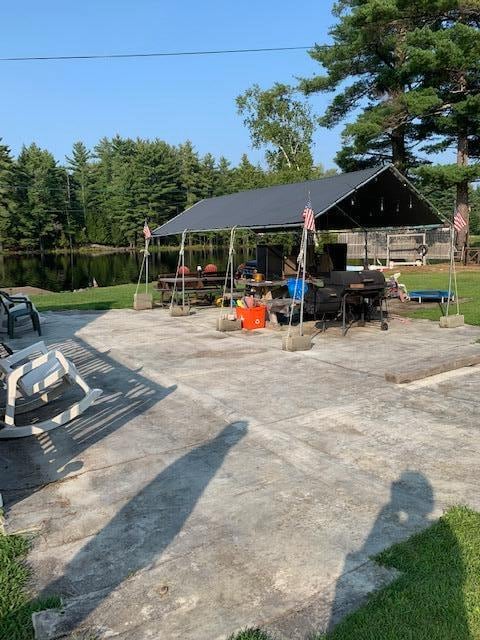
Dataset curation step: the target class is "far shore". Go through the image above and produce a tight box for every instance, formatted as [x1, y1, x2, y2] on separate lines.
[0, 243, 223, 257]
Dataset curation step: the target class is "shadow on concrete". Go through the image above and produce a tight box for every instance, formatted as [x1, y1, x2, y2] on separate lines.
[37, 420, 248, 636]
[0, 333, 177, 508]
[325, 471, 470, 638]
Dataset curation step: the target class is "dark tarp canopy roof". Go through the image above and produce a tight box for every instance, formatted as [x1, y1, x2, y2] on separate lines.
[153, 164, 443, 237]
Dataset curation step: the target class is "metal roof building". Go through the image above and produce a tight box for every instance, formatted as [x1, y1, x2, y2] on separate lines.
[153, 164, 443, 237]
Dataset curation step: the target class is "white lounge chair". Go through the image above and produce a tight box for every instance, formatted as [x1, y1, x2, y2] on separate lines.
[0, 341, 102, 439]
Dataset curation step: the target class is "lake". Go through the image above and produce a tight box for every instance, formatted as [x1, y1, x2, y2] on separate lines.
[0, 248, 254, 292]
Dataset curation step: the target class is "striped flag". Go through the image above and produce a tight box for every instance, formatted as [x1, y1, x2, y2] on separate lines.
[454, 208, 467, 233]
[302, 197, 316, 233]
[143, 221, 152, 239]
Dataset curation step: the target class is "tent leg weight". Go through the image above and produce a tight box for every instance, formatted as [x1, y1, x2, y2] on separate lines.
[439, 315, 464, 328]
[133, 293, 153, 310]
[216, 317, 242, 332]
[170, 306, 191, 317]
[282, 334, 313, 352]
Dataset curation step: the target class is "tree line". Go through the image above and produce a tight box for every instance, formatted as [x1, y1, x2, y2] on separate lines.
[0, 136, 333, 252]
[1, 0, 479, 251]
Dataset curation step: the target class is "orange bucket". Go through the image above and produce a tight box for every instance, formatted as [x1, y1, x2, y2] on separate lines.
[236, 305, 266, 330]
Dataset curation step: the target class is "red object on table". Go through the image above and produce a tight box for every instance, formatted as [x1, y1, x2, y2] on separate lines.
[204, 263, 218, 273]
[178, 266, 190, 275]
[236, 305, 266, 330]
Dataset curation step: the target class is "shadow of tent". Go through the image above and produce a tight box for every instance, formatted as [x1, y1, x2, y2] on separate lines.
[36, 420, 248, 637]
[0, 335, 177, 509]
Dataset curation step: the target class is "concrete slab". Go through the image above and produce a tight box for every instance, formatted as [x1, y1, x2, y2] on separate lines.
[1, 308, 480, 639]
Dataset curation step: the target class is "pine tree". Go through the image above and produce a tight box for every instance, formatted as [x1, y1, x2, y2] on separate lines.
[409, 2, 480, 246]
[0, 140, 17, 250]
[66, 141, 94, 243]
[300, 0, 435, 171]
[231, 154, 267, 191]
[91, 137, 115, 244]
[216, 156, 235, 196]
[16, 144, 66, 250]
[133, 139, 184, 231]
[178, 141, 203, 206]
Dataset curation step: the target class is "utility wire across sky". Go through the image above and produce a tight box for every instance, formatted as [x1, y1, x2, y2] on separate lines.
[0, 45, 322, 63]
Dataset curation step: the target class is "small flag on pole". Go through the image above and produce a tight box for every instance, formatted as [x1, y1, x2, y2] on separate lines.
[454, 208, 467, 233]
[143, 221, 152, 239]
[302, 197, 316, 233]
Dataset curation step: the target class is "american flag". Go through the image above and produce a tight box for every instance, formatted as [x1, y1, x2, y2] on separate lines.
[453, 208, 467, 233]
[143, 221, 152, 239]
[302, 197, 316, 233]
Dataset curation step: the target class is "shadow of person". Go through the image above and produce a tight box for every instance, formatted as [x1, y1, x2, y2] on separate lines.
[37, 420, 248, 636]
[326, 470, 444, 636]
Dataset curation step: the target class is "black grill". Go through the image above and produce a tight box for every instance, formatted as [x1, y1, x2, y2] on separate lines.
[304, 270, 388, 335]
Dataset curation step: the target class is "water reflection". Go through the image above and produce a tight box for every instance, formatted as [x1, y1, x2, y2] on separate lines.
[0, 247, 254, 292]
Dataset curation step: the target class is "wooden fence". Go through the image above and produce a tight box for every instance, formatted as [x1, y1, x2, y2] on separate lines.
[337, 228, 452, 262]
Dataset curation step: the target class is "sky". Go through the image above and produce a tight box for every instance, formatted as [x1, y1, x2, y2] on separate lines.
[0, 0, 343, 169]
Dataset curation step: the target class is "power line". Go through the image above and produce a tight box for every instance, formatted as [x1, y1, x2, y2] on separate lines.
[0, 45, 315, 63]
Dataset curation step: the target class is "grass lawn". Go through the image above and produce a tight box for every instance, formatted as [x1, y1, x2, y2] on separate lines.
[390, 268, 480, 326]
[232, 507, 480, 640]
[30, 266, 480, 325]
[31, 283, 162, 312]
[0, 530, 60, 640]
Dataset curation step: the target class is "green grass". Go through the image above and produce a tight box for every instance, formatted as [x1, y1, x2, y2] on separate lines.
[31, 283, 162, 312]
[0, 531, 60, 640]
[231, 507, 480, 640]
[393, 270, 480, 326]
[28, 267, 479, 323]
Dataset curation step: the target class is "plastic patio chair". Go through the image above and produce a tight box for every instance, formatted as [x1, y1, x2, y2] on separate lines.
[0, 341, 102, 439]
[0, 291, 42, 339]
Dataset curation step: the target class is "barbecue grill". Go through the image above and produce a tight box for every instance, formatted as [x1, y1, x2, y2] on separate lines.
[304, 270, 388, 335]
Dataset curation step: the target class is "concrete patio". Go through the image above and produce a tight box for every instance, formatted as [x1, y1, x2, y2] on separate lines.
[1, 308, 480, 639]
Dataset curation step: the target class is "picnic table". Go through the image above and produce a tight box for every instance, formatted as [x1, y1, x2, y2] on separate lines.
[157, 274, 226, 307]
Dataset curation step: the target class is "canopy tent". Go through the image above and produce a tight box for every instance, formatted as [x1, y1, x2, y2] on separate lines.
[152, 164, 443, 238]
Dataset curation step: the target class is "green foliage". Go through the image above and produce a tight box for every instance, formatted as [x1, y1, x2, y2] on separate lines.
[2, 133, 330, 251]
[229, 630, 273, 640]
[15, 144, 67, 251]
[0, 531, 60, 640]
[301, 0, 480, 235]
[0, 139, 17, 249]
[237, 83, 315, 175]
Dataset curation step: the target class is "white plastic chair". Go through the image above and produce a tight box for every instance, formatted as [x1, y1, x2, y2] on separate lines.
[0, 341, 102, 439]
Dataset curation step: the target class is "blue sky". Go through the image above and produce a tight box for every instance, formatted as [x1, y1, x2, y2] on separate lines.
[1, 1, 342, 168]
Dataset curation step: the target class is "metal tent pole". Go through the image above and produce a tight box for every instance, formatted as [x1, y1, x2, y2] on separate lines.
[145, 237, 150, 294]
[299, 226, 307, 336]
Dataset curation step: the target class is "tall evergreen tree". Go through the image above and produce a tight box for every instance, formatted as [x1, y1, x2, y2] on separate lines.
[231, 154, 267, 191]
[91, 137, 115, 244]
[0, 140, 17, 250]
[178, 141, 203, 207]
[198, 153, 218, 199]
[299, 0, 440, 171]
[216, 156, 235, 196]
[66, 141, 94, 242]
[16, 144, 65, 251]
[410, 2, 480, 246]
